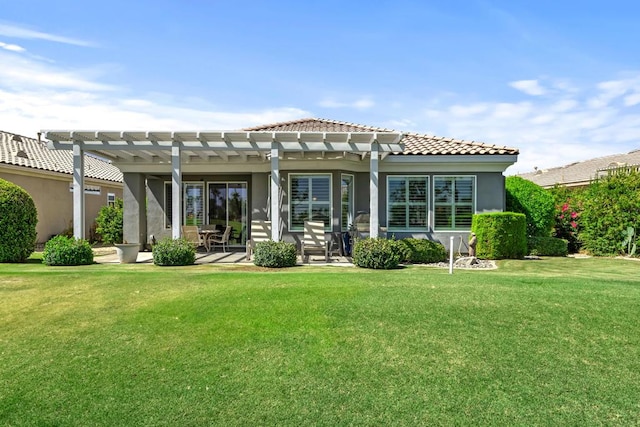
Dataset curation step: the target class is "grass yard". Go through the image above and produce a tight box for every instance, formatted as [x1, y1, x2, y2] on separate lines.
[1, 257, 639, 426]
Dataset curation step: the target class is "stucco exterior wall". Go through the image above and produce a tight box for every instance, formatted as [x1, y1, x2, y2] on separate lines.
[0, 170, 122, 243]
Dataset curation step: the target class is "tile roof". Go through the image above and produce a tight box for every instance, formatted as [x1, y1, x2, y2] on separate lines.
[243, 117, 519, 156]
[0, 130, 123, 183]
[518, 149, 640, 188]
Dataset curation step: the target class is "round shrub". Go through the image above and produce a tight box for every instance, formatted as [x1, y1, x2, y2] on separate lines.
[95, 198, 123, 244]
[254, 240, 297, 268]
[528, 236, 568, 257]
[153, 238, 196, 266]
[472, 212, 527, 259]
[42, 235, 94, 266]
[0, 178, 38, 262]
[506, 176, 555, 238]
[352, 238, 401, 269]
[396, 238, 447, 263]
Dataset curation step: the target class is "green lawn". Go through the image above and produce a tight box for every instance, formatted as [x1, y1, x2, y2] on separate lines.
[1, 257, 639, 426]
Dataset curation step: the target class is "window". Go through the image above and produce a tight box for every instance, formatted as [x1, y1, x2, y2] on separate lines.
[208, 182, 248, 245]
[387, 176, 429, 230]
[341, 174, 354, 231]
[434, 176, 475, 230]
[289, 174, 331, 231]
[107, 193, 116, 207]
[164, 182, 205, 228]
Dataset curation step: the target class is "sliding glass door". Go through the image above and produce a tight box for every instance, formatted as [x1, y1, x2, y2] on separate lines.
[208, 182, 247, 245]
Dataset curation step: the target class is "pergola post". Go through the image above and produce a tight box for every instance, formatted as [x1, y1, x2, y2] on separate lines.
[369, 139, 379, 238]
[171, 141, 182, 239]
[72, 142, 85, 239]
[270, 140, 280, 241]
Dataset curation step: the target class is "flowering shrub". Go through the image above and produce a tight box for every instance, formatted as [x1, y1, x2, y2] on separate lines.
[553, 197, 582, 253]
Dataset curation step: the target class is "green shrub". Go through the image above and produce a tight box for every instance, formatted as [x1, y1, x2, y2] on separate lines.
[548, 185, 585, 253]
[95, 198, 123, 244]
[0, 178, 38, 262]
[528, 236, 568, 257]
[506, 176, 555, 238]
[472, 212, 527, 259]
[352, 238, 401, 269]
[579, 170, 640, 256]
[254, 240, 297, 268]
[42, 235, 94, 266]
[153, 238, 196, 266]
[395, 238, 447, 263]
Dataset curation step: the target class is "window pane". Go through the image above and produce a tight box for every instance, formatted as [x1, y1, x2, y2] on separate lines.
[388, 178, 406, 203]
[208, 183, 227, 227]
[165, 183, 172, 228]
[435, 205, 452, 228]
[455, 178, 473, 203]
[291, 178, 309, 202]
[408, 178, 427, 203]
[409, 204, 427, 228]
[311, 203, 330, 225]
[434, 179, 453, 203]
[455, 205, 473, 228]
[311, 177, 330, 202]
[185, 183, 204, 226]
[388, 204, 407, 228]
[341, 175, 354, 231]
[291, 203, 309, 230]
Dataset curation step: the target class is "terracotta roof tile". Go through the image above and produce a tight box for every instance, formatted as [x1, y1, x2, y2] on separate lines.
[243, 118, 519, 156]
[518, 149, 640, 188]
[0, 131, 123, 183]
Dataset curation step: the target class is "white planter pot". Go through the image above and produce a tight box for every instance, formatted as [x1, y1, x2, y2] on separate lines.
[114, 243, 139, 264]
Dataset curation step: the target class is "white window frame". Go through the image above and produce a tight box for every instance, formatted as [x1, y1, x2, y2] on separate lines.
[288, 173, 333, 232]
[433, 175, 476, 231]
[386, 175, 429, 231]
[341, 174, 354, 232]
[107, 193, 116, 207]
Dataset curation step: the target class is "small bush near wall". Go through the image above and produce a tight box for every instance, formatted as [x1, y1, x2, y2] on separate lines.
[528, 236, 568, 257]
[396, 238, 447, 264]
[254, 241, 297, 268]
[0, 178, 38, 262]
[153, 238, 196, 266]
[95, 198, 123, 244]
[353, 238, 401, 269]
[472, 212, 527, 259]
[42, 236, 94, 266]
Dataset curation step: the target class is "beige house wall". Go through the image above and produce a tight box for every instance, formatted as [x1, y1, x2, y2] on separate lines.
[0, 167, 122, 243]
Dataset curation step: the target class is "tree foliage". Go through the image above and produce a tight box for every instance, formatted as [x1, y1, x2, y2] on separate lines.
[0, 178, 38, 262]
[579, 170, 640, 256]
[95, 198, 123, 244]
[505, 176, 555, 238]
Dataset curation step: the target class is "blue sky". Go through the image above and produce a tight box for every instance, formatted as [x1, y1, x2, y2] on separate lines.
[1, 0, 640, 173]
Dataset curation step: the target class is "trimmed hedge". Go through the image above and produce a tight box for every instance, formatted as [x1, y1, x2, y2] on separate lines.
[506, 176, 555, 238]
[153, 238, 196, 266]
[396, 238, 447, 264]
[472, 212, 527, 259]
[0, 178, 38, 262]
[42, 235, 94, 266]
[353, 238, 401, 269]
[528, 236, 568, 257]
[254, 240, 297, 268]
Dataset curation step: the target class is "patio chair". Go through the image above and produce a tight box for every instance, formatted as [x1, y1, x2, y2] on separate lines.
[246, 220, 271, 260]
[208, 225, 232, 252]
[301, 221, 329, 263]
[181, 225, 207, 251]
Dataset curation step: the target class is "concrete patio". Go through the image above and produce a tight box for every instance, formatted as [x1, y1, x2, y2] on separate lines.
[93, 247, 354, 266]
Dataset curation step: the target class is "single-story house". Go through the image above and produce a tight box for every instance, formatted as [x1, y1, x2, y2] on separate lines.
[43, 118, 518, 252]
[519, 149, 640, 189]
[0, 130, 123, 244]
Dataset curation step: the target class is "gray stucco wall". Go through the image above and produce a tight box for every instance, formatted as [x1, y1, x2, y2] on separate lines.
[143, 170, 507, 253]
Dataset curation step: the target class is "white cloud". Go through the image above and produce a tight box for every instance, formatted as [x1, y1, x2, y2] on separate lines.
[318, 97, 374, 110]
[0, 22, 94, 47]
[0, 41, 25, 52]
[509, 79, 546, 96]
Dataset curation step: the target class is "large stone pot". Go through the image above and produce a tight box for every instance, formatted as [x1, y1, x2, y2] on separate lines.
[114, 243, 139, 264]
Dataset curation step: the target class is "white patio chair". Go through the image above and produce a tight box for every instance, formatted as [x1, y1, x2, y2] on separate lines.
[301, 221, 329, 263]
[181, 225, 207, 251]
[246, 220, 271, 260]
[208, 225, 232, 253]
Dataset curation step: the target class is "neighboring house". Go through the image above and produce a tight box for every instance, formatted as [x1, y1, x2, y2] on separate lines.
[0, 130, 123, 244]
[43, 118, 518, 251]
[518, 149, 640, 189]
